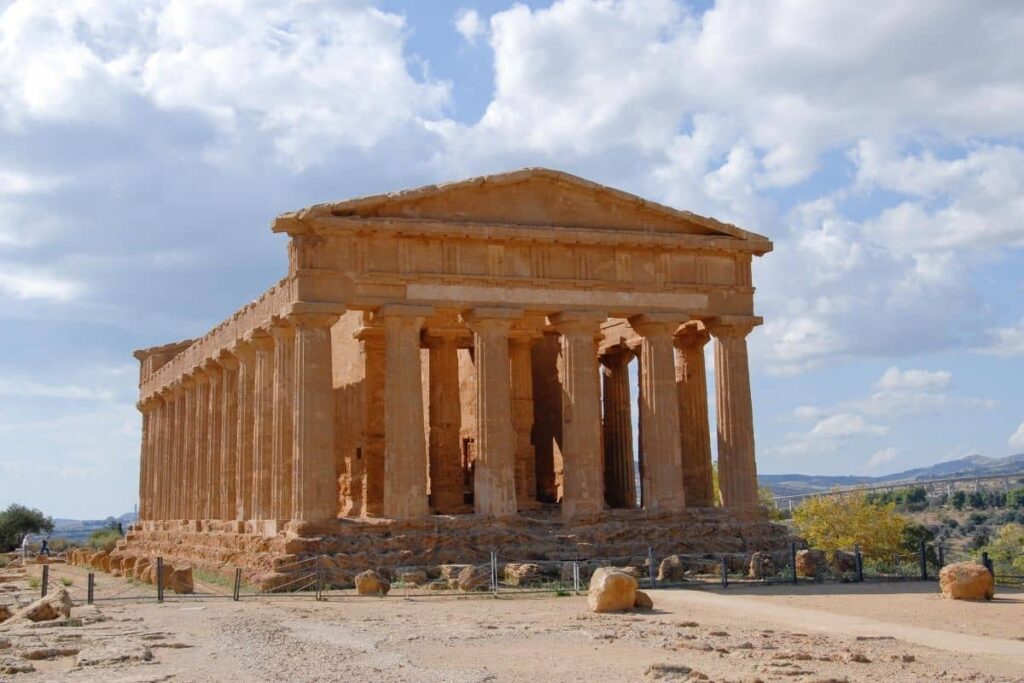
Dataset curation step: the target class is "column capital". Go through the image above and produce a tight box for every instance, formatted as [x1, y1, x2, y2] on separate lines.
[193, 367, 210, 384]
[246, 327, 275, 351]
[202, 357, 224, 378]
[599, 343, 633, 369]
[508, 328, 543, 346]
[548, 309, 606, 335]
[374, 304, 433, 330]
[422, 327, 472, 348]
[673, 321, 711, 350]
[290, 312, 340, 330]
[137, 396, 160, 412]
[269, 315, 295, 336]
[180, 374, 197, 389]
[218, 349, 240, 371]
[628, 312, 689, 337]
[705, 315, 763, 339]
[461, 307, 521, 334]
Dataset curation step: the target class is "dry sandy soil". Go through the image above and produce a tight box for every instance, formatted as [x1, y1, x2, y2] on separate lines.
[2, 562, 1023, 682]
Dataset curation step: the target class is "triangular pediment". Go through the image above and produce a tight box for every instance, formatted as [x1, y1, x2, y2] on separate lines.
[278, 168, 770, 251]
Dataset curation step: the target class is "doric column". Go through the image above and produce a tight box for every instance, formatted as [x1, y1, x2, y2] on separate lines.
[357, 325, 385, 516]
[550, 311, 606, 518]
[509, 331, 539, 507]
[232, 340, 256, 521]
[155, 395, 170, 520]
[600, 346, 636, 508]
[270, 320, 296, 521]
[463, 308, 520, 517]
[674, 323, 714, 508]
[205, 361, 223, 520]
[169, 385, 184, 518]
[630, 313, 687, 513]
[181, 376, 196, 519]
[193, 369, 210, 520]
[291, 312, 341, 522]
[219, 352, 239, 521]
[423, 330, 464, 513]
[710, 316, 761, 508]
[137, 400, 153, 520]
[380, 305, 432, 519]
[250, 329, 276, 520]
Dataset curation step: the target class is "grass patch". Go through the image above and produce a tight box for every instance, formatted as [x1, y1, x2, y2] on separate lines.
[193, 568, 236, 589]
[0, 555, 9, 568]
[27, 576, 40, 589]
[61, 577, 73, 587]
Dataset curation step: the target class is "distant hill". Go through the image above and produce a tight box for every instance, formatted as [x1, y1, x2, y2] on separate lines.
[760, 453, 1024, 498]
[50, 511, 138, 542]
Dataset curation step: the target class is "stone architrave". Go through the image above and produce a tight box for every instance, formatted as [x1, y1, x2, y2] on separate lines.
[509, 331, 539, 507]
[232, 341, 256, 521]
[205, 361, 223, 520]
[550, 311, 606, 518]
[380, 305, 432, 520]
[193, 368, 210, 521]
[219, 352, 240, 521]
[357, 325, 385, 517]
[250, 329, 276, 520]
[270, 320, 296, 521]
[674, 323, 714, 507]
[291, 312, 342, 522]
[630, 313, 688, 513]
[424, 330, 464, 513]
[463, 308, 520, 517]
[600, 346, 636, 509]
[710, 316, 762, 508]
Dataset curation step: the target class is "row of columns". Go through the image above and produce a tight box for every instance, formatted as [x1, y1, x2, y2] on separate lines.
[137, 313, 339, 525]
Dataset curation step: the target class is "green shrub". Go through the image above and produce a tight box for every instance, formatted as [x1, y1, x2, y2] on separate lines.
[61, 577, 73, 587]
[0, 554, 9, 568]
[28, 576, 40, 589]
[88, 528, 121, 553]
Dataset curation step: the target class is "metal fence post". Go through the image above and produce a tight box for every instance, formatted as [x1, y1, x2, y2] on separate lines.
[720, 557, 729, 589]
[41, 565, 49, 598]
[490, 551, 498, 596]
[233, 568, 242, 601]
[981, 551, 993, 576]
[572, 560, 580, 595]
[647, 546, 657, 588]
[937, 544, 945, 568]
[156, 557, 164, 603]
[790, 542, 798, 585]
[315, 555, 323, 601]
[919, 540, 927, 581]
[854, 544, 863, 583]
[87, 572, 94, 605]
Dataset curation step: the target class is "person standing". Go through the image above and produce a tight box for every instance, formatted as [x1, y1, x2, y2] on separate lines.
[21, 533, 32, 565]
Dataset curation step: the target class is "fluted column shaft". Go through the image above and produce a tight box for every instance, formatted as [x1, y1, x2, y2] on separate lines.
[155, 397, 169, 520]
[233, 342, 256, 521]
[181, 378, 196, 519]
[360, 328, 385, 516]
[291, 313, 341, 522]
[675, 325, 714, 507]
[219, 354, 239, 521]
[138, 403, 152, 520]
[205, 363, 223, 519]
[510, 333, 538, 507]
[172, 386, 186, 518]
[600, 349, 636, 508]
[251, 331, 275, 520]
[425, 332, 464, 513]
[712, 318, 760, 507]
[381, 306, 431, 519]
[551, 312, 605, 518]
[464, 309, 519, 517]
[271, 322, 296, 521]
[194, 370, 210, 520]
[631, 315, 687, 512]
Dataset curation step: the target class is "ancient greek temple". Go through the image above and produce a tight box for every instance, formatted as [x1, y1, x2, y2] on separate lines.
[133, 169, 771, 539]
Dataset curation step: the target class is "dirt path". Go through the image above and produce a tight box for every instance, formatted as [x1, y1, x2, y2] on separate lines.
[4, 563, 1024, 682]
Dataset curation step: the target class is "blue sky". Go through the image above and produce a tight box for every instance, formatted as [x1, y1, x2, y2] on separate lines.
[1, 0, 1022, 518]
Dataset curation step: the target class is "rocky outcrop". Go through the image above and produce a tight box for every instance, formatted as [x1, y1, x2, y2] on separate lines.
[457, 565, 491, 592]
[633, 590, 654, 610]
[588, 568, 637, 613]
[169, 566, 194, 594]
[748, 551, 775, 579]
[4, 588, 73, 625]
[504, 563, 543, 587]
[939, 562, 994, 601]
[795, 549, 825, 578]
[831, 550, 857, 574]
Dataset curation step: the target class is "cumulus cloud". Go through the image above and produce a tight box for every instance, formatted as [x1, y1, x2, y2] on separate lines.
[863, 447, 899, 471]
[876, 367, 952, 392]
[454, 8, 486, 45]
[977, 318, 1024, 358]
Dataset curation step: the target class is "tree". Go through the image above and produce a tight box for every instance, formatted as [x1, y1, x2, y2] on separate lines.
[968, 491, 988, 509]
[792, 492, 906, 560]
[0, 504, 54, 552]
[1007, 488, 1024, 510]
[983, 523, 1024, 576]
[758, 486, 786, 520]
[951, 490, 967, 510]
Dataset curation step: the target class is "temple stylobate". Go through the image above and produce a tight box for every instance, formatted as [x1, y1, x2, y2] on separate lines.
[133, 168, 771, 539]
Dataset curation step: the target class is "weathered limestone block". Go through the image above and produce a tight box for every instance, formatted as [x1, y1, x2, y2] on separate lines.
[939, 562, 994, 601]
[830, 550, 857, 574]
[133, 559, 151, 582]
[657, 555, 688, 582]
[438, 564, 470, 581]
[0, 605, 10, 623]
[89, 551, 109, 572]
[748, 551, 775, 579]
[399, 571, 428, 586]
[504, 563, 543, 587]
[427, 580, 448, 591]
[170, 566, 194, 594]
[6, 588, 73, 624]
[457, 565, 491, 592]
[355, 570, 390, 596]
[633, 590, 654, 610]
[795, 549, 825, 578]
[588, 568, 637, 613]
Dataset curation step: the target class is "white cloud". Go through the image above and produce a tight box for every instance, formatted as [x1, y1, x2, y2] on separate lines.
[454, 8, 486, 45]
[810, 413, 887, 439]
[977, 318, 1024, 358]
[1009, 423, 1024, 450]
[863, 447, 899, 471]
[0, 267, 81, 301]
[0, 379, 114, 401]
[876, 367, 951, 392]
